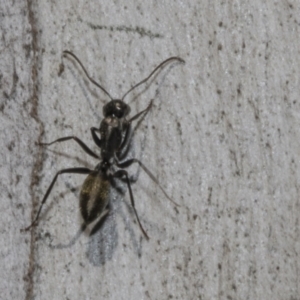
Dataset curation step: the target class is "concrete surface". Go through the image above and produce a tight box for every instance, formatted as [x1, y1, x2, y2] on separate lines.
[1, 0, 299, 299]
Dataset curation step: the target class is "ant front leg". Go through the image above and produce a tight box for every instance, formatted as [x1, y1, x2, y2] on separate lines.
[113, 169, 149, 240]
[90, 127, 102, 148]
[128, 99, 153, 123]
[39, 136, 99, 159]
[22, 167, 92, 231]
[118, 100, 153, 160]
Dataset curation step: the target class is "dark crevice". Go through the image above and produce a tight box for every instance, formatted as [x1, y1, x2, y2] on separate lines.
[24, 1, 44, 300]
[86, 21, 163, 39]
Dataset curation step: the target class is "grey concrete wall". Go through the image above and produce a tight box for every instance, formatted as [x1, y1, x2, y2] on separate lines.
[1, 1, 299, 299]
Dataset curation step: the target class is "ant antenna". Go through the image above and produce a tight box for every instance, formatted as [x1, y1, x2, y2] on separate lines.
[63, 50, 114, 101]
[121, 56, 185, 102]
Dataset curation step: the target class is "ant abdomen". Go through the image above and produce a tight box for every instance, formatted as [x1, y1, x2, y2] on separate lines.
[80, 170, 110, 225]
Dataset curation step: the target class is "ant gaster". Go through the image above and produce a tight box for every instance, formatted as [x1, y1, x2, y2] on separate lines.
[23, 51, 185, 240]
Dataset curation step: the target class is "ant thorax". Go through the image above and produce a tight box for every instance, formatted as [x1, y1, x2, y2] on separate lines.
[99, 114, 130, 161]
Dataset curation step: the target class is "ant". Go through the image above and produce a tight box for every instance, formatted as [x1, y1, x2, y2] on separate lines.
[23, 51, 184, 240]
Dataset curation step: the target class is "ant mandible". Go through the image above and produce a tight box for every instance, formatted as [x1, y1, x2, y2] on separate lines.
[23, 51, 184, 239]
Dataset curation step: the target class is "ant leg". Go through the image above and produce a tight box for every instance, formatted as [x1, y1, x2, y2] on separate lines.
[91, 127, 102, 148]
[117, 159, 180, 207]
[39, 136, 99, 159]
[118, 100, 153, 159]
[113, 169, 149, 240]
[22, 167, 92, 231]
[128, 99, 153, 123]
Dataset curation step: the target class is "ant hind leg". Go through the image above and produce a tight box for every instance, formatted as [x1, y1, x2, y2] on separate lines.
[113, 169, 149, 240]
[22, 167, 92, 232]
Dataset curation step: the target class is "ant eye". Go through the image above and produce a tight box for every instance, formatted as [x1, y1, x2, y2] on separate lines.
[114, 107, 124, 118]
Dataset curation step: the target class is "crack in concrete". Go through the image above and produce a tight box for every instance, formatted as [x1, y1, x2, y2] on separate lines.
[86, 22, 164, 39]
[24, 1, 44, 299]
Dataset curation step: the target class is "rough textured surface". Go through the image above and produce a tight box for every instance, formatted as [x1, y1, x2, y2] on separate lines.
[1, 1, 300, 299]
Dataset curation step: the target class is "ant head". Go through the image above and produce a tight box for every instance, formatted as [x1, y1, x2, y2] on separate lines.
[103, 100, 131, 118]
[63, 51, 184, 119]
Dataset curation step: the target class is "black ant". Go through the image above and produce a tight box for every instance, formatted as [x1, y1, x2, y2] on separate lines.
[23, 51, 184, 240]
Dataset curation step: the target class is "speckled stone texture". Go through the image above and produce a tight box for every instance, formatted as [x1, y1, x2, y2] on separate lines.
[1, 1, 299, 299]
